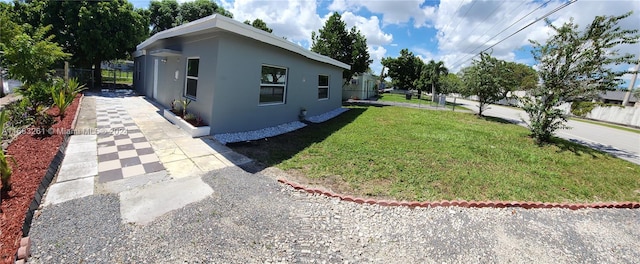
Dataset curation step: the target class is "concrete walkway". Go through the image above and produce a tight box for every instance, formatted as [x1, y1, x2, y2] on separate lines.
[43, 90, 252, 224]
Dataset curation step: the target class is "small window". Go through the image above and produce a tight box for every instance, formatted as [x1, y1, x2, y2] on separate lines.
[185, 58, 199, 99]
[260, 65, 287, 104]
[318, 75, 329, 99]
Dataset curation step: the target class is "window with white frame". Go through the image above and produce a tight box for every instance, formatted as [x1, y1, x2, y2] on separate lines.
[260, 65, 287, 104]
[185, 57, 199, 99]
[318, 75, 329, 99]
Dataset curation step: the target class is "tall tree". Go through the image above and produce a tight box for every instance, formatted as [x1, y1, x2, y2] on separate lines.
[311, 12, 372, 81]
[179, 0, 232, 23]
[440, 73, 463, 94]
[149, 0, 232, 34]
[149, 0, 180, 34]
[381, 49, 423, 90]
[244, 18, 273, 33]
[18, 0, 149, 86]
[501, 62, 537, 99]
[460, 52, 510, 116]
[522, 12, 639, 144]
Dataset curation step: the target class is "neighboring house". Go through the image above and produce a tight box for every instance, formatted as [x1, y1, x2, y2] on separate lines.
[102, 60, 134, 71]
[595, 90, 637, 106]
[132, 14, 350, 134]
[342, 73, 377, 100]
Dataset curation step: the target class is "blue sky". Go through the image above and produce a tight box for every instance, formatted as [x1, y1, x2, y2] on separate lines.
[131, 0, 640, 87]
[8, 0, 640, 87]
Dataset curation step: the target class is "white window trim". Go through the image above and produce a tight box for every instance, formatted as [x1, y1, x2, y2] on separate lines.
[184, 56, 199, 100]
[318, 74, 329, 100]
[259, 64, 288, 106]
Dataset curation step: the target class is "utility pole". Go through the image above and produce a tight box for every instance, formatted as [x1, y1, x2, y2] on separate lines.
[622, 60, 639, 106]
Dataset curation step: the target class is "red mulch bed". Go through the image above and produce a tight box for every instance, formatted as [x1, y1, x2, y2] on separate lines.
[0, 95, 81, 263]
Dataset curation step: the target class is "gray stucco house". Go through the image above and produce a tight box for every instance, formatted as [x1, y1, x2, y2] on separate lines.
[132, 14, 350, 134]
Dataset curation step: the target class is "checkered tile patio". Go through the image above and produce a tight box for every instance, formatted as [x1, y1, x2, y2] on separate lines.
[96, 98, 164, 183]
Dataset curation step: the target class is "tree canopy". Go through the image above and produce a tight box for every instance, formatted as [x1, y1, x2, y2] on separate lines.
[523, 12, 639, 144]
[381, 49, 423, 90]
[149, 0, 232, 34]
[13, 0, 149, 85]
[311, 12, 371, 81]
[1, 25, 69, 85]
[244, 19, 273, 33]
[149, 0, 180, 34]
[440, 73, 463, 95]
[459, 52, 509, 116]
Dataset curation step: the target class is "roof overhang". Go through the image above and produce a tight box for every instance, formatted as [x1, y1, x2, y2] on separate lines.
[149, 49, 182, 57]
[136, 14, 350, 70]
[131, 49, 146, 58]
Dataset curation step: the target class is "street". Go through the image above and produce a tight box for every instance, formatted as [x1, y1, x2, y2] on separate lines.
[450, 97, 640, 165]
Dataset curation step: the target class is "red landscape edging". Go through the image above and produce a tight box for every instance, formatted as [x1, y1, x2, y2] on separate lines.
[277, 178, 640, 210]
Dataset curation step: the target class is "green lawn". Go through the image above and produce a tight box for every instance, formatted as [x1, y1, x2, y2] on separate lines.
[378, 93, 462, 110]
[102, 70, 133, 84]
[231, 106, 640, 203]
[570, 117, 640, 135]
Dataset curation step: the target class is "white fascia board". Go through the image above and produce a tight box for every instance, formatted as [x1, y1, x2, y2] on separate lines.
[132, 49, 146, 58]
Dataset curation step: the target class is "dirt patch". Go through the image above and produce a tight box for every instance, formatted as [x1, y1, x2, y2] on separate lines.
[0, 95, 80, 263]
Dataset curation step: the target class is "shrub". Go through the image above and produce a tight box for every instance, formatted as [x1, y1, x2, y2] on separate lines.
[1, 100, 33, 141]
[180, 98, 192, 117]
[183, 113, 196, 121]
[16, 81, 54, 108]
[51, 77, 86, 118]
[51, 81, 71, 117]
[570, 101, 623, 117]
[33, 105, 55, 135]
[170, 99, 180, 115]
[65, 77, 87, 96]
[0, 110, 16, 193]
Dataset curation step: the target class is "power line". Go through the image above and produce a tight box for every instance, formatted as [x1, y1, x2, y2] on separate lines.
[449, 0, 562, 70]
[451, 0, 513, 57]
[449, 0, 554, 69]
[479, 0, 577, 54]
[438, 0, 478, 50]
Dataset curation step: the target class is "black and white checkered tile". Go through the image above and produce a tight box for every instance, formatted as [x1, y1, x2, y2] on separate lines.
[96, 98, 164, 183]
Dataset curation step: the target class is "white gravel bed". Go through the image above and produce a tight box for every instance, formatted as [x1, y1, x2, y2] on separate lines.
[213, 108, 348, 144]
[306, 107, 349, 123]
[213, 121, 307, 144]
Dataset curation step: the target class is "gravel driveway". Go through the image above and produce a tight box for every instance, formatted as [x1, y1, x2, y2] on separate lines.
[29, 166, 640, 263]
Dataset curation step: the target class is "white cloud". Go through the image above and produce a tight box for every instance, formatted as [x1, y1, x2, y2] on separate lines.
[368, 45, 387, 75]
[413, 47, 435, 62]
[221, 0, 324, 46]
[341, 12, 393, 46]
[433, 0, 640, 73]
[328, 0, 436, 28]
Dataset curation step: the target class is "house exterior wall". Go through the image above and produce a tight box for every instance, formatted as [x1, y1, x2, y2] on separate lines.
[135, 31, 343, 134]
[209, 32, 343, 134]
[343, 73, 377, 100]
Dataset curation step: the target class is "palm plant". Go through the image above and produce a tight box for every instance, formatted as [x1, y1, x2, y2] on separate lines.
[424, 60, 448, 102]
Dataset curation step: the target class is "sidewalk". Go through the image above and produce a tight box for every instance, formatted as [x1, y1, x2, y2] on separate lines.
[43, 90, 251, 223]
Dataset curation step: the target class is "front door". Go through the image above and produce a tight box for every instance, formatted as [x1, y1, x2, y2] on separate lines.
[153, 58, 159, 99]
